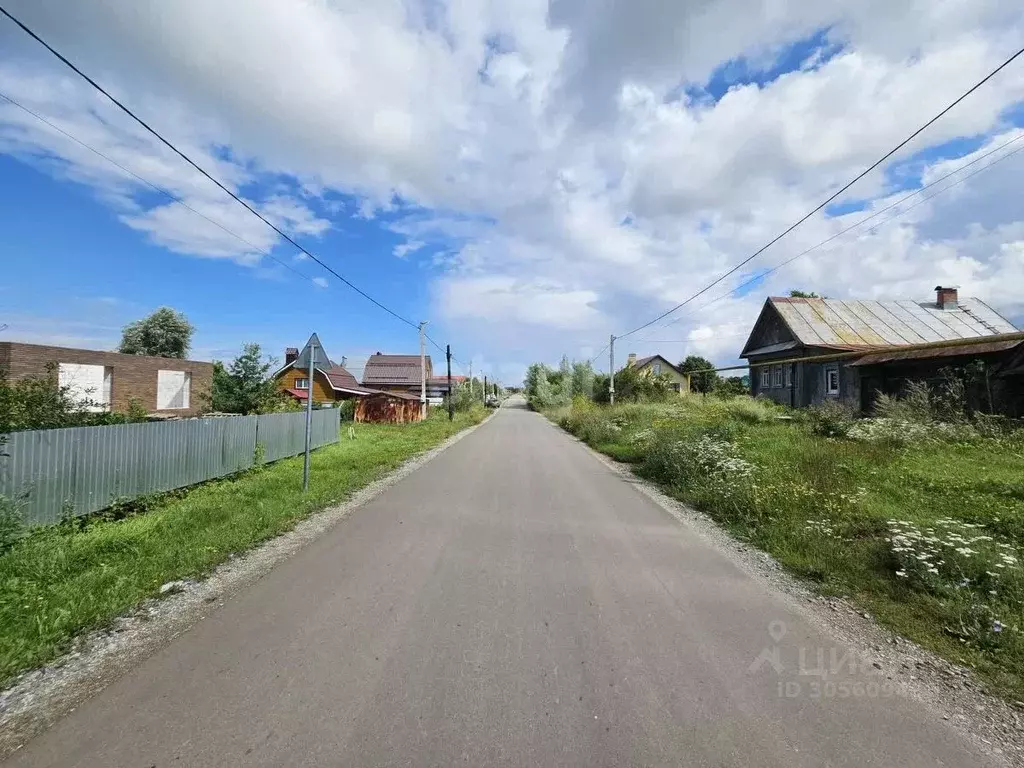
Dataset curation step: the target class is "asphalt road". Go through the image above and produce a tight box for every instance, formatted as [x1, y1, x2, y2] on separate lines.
[3, 400, 996, 767]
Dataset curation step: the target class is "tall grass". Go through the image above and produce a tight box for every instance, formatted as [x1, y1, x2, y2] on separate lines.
[553, 396, 1024, 699]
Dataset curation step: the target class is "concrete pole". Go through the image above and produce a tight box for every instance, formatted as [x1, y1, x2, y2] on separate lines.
[609, 334, 616, 406]
[419, 321, 427, 421]
[469, 361, 473, 399]
[302, 343, 315, 492]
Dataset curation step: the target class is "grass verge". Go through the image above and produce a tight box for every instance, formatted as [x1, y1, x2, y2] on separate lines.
[0, 406, 488, 686]
[551, 397, 1024, 700]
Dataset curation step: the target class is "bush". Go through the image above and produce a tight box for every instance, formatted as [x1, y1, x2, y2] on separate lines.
[808, 400, 855, 438]
[338, 399, 356, 422]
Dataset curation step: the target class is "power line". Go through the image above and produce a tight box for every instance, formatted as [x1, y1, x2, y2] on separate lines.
[0, 4, 419, 331]
[0, 90, 314, 283]
[634, 131, 1024, 343]
[616, 43, 1024, 340]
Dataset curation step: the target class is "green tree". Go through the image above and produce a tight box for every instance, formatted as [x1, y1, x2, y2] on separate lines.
[679, 355, 719, 394]
[714, 376, 749, 398]
[119, 307, 194, 358]
[789, 290, 821, 298]
[570, 360, 595, 399]
[211, 343, 281, 414]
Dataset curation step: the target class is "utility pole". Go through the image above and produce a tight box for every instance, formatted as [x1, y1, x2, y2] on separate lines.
[484, 375, 488, 402]
[419, 321, 427, 420]
[303, 341, 316, 492]
[468, 361, 473, 399]
[446, 344, 454, 421]
[609, 334, 616, 406]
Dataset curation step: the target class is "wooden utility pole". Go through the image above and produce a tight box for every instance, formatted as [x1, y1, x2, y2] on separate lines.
[446, 344, 454, 422]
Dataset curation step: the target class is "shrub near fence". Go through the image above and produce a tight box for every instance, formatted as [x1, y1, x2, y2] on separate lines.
[0, 409, 340, 526]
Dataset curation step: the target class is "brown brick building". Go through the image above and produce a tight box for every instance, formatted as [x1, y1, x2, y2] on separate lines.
[0, 341, 213, 417]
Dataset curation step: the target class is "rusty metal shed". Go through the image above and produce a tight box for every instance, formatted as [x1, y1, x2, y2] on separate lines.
[354, 391, 423, 424]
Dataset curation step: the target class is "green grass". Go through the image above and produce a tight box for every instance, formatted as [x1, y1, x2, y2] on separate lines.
[552, 398, 1024, 700]
[0, 407, 487, 686]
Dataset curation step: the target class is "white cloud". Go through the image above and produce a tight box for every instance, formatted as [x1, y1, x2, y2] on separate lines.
[1, 0, 1023, 380]
[311, 276, 329, 289]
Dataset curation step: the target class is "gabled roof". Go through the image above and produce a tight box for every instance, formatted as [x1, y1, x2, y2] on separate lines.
[362, 353, 433, 386]
[631, 354, 682, 375]
[323, 365, 374, 394]
[741, 296, 1018, 358]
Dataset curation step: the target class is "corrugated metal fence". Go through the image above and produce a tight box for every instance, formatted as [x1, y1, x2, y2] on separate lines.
[0, 409, 340, 526]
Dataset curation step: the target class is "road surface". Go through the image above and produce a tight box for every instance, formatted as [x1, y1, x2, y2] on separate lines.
[3, 400, 995, 767]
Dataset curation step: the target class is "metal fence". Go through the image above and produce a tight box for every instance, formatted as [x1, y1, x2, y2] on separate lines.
[0, 409, 340, 526]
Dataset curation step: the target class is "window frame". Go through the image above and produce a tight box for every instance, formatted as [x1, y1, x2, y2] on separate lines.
[652, 362, 662, 375]
[294, 377, 310, 390]
[760, 366, 771, 388]
[825, 367, 840, 395]
[784, 364, 792, 388]
[771, 364, 783, 388]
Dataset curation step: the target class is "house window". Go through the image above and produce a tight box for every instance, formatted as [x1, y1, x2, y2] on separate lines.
[157, 370, 191, 410]
[58, 362, 112, 411]
[784, 365, 792, 388]
[771, 365, 783, 388]
[652, 362, 662, 375]
[760, 367, 771, 388]
[825, 367, 840, 395]
[294, 377, 310, 390]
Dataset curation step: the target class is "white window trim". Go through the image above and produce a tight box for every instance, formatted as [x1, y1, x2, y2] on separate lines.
[295, 378, 310, 390]
[652, 362, 662, 375]
[760, 367, 771, 388]
[825, 367, 840, 395]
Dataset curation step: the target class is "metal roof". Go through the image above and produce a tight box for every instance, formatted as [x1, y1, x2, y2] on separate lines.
[849, 339, 1023, 366]
[769, 296, 1016, 349]
[361, 354, 433, 386]
[631, 354, 683, 374]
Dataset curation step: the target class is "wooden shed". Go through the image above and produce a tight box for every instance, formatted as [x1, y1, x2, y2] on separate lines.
[354, 391, 424, 424]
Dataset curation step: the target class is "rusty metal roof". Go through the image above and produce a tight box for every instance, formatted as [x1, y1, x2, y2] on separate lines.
[849, 339, 1023, 366]
[769, 296, 1016, 349]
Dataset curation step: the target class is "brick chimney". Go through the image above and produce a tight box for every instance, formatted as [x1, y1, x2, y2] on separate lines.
[627, 353, 637, 366]
[285, 347, 299, 365]
[935, 286, 959, 310]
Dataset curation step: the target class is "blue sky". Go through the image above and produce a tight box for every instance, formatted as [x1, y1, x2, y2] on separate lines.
[0, 150, 461, 379]
[2, 0, 1024, 379]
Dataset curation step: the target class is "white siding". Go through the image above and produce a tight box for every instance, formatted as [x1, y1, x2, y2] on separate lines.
[58, 362, 111, 411]
[157, 370, 191, 410]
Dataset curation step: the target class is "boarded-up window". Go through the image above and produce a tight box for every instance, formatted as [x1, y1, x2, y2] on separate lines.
[784, 365, 792, 388]
[825, 367, 840, 395]
[157, 370, 191, 409]
[58, 363, 111, 411]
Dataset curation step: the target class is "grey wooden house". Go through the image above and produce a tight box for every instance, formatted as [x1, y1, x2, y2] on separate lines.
[739, 287, 1021, 412]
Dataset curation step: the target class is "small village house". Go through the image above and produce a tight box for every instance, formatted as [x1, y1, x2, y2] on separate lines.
[274, 344, 372, 405]
[361, 353, 432, 396]
[739, 287, 1024, 414]
[0, 341, 213, 417]
[426, 374, 466, 404]
[625, 353, 691, 394]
